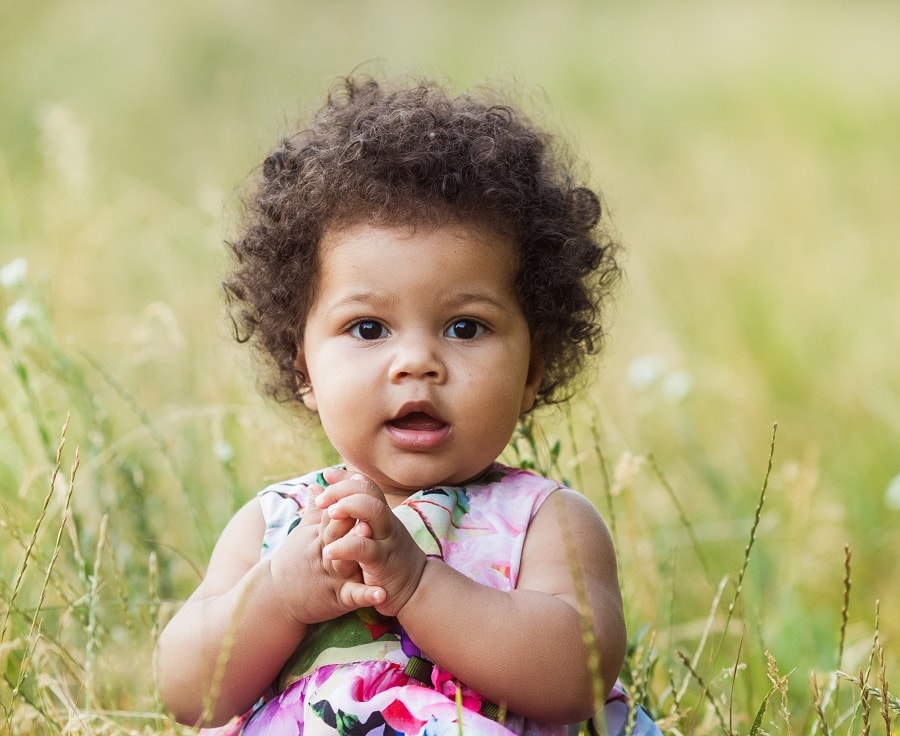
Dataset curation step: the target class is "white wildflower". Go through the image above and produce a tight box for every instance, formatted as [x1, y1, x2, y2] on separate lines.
[627, 355, 665, 389]
[662, 370, 693, 401]
[0, 257, 28, 288]
[885, 474, 900, 510]
[214, 439, 235, 465]
[5, 298, 37, 328]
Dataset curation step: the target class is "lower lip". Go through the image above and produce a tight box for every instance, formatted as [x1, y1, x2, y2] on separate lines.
[385, 424, 451, 451]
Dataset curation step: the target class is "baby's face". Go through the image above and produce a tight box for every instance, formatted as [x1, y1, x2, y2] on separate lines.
[295, 222, 542, 502]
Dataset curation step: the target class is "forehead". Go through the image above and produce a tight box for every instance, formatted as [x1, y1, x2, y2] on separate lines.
[318, 221, 519, 273]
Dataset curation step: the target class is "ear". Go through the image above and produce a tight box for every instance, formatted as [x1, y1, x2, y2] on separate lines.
[520, 351, 544, 414]
[293, 350, 318, 412]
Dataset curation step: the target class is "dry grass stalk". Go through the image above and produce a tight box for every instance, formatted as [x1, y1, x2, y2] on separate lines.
[676, 650, 732, 736]
[674, 576, 728, 706]
[647, 453, 711, 582]
[860, 669, 872, 736]
[810, 672, 830, 736]
[3, 416, 79, 733]
[84, 513, 109, 712]
[838, 545, 851, 673]
[0, 415, 71, 646]
[588, 419, 616, 545]
[878, 644, 892, 736]
[727, 423, 777, 621]
[765, 651, 793, 736]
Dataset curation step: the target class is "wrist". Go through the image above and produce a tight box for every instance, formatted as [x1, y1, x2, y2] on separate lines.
[390, 554, 431, 620]
[262, 557, 315, 629]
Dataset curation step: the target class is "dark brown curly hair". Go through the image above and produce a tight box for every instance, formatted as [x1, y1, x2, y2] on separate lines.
[224, 75, 621, 411]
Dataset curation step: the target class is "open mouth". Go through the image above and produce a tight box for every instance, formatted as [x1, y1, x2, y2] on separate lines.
[386, 407, 451, 450]
[388, 411, 447, 431]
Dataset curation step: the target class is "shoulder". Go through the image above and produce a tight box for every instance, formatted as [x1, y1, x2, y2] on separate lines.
[530, 483, 612, 540]
[524, 486, 618, 581]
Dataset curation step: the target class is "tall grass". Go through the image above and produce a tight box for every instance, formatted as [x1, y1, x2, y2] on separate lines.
[2, 0, 898, 732]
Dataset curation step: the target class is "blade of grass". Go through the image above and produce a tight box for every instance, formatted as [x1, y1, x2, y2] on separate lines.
[748, 684, 778, 736]
[676, 649, 732, 735]
[589, 418, 617, 548]
[83, 513, 109, 713]
[647, 453, 712, 584]
[694, 424, 778, 723]
[675, 575, 728, 705]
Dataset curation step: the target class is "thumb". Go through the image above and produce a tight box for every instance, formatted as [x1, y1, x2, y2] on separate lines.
[338, 581, 387, 610]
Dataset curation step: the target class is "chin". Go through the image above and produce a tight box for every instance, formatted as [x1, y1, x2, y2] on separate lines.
[383, 468, 454, 493]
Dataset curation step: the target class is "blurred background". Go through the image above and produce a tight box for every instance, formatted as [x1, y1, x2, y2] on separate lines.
[1, 0, 898, 731]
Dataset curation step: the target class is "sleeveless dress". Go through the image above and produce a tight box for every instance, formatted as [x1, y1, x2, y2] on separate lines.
[202, 463, 660, 736]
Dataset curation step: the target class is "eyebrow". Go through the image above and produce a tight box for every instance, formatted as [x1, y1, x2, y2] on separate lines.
[323, 292, 397, 312]
[447, 292, 513, 313]
[325, 290, 513, 314]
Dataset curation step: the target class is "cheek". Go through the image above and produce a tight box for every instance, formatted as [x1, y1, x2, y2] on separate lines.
[315, 378, 375, 425]
[471, 373, 528, 424]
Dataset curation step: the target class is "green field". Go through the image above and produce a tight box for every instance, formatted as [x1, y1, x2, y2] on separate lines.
[2, 0, 898, 733]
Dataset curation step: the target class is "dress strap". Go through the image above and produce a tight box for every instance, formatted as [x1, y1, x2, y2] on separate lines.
[403, 655, 503, 721]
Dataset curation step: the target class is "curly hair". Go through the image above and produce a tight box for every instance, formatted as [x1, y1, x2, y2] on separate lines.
[224, 75, 621, 411]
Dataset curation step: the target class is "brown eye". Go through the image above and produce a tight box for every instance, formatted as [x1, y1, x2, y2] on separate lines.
[350, 320, 387, 340]
[445, 319, 484, 340]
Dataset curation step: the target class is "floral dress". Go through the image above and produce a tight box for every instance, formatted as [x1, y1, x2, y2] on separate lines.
[202, 463, 660, 736]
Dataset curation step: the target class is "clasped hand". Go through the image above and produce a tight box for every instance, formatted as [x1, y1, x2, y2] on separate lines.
[269, 468, 426, 625]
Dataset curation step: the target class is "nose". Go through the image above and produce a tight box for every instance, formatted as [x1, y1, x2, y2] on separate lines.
[389, 332, 446, 383]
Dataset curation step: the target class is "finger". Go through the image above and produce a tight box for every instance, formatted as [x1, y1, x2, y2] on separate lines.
[327, 494, 393, 538]
[321, 466, 351, 486]
[329, 558, 360, 579]
[317, 473, 384, 509]
[323, 534, 383, 569]
[321, 515, 356, 546]
[338, 580, 386, 609]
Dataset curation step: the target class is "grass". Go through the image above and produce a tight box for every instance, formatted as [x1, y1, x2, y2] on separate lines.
[2, 0, 899, 732]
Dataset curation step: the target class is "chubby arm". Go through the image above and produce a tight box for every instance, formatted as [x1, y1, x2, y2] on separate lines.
[156, 494, 382, 726]
[321, 479, 626, 724]
[155, 500, 301, 726]
[401, 489, 625, 723]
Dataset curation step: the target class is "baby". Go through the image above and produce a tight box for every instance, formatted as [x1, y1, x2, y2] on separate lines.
[156, 75, 660, 736]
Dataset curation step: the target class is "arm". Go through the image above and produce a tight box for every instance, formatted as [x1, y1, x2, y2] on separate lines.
[321, 478, 625, 724]
[400, 489, 625, 723]
[155, 495, 382, 726]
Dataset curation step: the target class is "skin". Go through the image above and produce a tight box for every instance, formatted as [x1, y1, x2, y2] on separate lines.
[156, 222, 625, 727]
